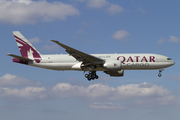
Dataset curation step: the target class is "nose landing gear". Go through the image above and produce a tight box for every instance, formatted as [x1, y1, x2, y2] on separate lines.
[85, 71, 99, 81]
[158, 69, 164, 77]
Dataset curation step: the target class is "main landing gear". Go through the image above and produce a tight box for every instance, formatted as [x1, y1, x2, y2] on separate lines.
[85, 71, 99, 81]
[158, 69, 164, 77]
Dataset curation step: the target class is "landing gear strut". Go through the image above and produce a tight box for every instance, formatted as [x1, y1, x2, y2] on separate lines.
[85, 71, 99, 81]
[158, 69, 164, 77]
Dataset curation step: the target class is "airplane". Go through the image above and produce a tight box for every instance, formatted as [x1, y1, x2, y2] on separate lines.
[7, 31, 175, 81]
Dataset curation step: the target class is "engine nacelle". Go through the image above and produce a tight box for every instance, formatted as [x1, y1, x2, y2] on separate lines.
[105, 70, 124, 77]
[103, 60, 122, 71]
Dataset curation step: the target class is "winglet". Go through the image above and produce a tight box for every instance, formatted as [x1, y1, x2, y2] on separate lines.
[51, 40, 68, 49]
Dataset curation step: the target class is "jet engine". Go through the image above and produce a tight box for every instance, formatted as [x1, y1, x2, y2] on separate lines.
[104, 70, 124, 77]
[103, 60, 124, 77]
[103, 60, 122, 71]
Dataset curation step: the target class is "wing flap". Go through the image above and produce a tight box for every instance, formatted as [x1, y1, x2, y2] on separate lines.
[51, 40, 104, 64]
[7, 54, 33, 61]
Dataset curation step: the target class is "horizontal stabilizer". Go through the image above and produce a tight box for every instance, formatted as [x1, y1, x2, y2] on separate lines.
[7, 54, 33, 61]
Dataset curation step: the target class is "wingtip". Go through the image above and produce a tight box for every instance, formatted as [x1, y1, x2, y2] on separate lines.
[7, 53, 12, 56]
[51, 40, 58, 42]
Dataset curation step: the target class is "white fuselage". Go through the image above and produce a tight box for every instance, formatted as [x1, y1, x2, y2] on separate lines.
[9, 31, 175, 79]
[28, 53, 175, 71]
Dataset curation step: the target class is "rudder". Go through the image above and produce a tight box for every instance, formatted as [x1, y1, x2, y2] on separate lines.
[13, 31, 42, 63]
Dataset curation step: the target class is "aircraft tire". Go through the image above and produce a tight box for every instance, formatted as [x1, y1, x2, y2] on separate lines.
[85, 74, 89, 78]
[87, 76, 91, 81]
[158, 73, 162, 77]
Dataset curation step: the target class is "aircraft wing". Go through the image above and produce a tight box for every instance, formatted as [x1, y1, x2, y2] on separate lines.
[51, 40, 104, 65]
[7, 54, 33, 61]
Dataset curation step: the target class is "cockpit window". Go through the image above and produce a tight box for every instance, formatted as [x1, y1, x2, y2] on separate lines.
[167, 58, 172, 60]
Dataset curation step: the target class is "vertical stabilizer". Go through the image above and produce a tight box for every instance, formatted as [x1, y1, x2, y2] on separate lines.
[13, 31, 42, 63]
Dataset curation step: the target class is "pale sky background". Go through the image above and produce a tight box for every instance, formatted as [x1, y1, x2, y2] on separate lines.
[1, 0, 180, 120]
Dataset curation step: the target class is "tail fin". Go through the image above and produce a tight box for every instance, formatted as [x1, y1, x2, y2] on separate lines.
[13, 31, 42, 63]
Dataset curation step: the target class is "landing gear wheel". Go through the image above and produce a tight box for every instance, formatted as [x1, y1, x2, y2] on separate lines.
[95, 75, 99, 79]
[87, 77, 91, 81]
[85, 74, 89, 78]
[158, 73, 162, 77]
[158, 69, 163, 77]
[85, 71, 99, 81]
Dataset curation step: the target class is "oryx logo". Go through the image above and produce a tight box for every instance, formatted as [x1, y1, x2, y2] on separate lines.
[114, 63, 117, 66]
[15, 35, 42, 63]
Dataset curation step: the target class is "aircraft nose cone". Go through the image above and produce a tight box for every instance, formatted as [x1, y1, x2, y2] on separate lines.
[172, 61, 175, 65]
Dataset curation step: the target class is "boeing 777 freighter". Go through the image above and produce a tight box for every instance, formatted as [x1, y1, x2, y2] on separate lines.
[7, 31, 175, 81]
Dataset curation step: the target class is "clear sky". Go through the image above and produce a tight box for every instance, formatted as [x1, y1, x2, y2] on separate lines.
[0, 0, 180, 120]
